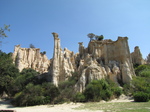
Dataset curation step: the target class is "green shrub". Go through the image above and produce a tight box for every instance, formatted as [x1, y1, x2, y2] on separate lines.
[123, 84, 133, 96]
[73, 92, 85, 102]
[100, 89, 113, 101]
[139, 70, 150, 77]
[133, 92, 149, 102]
[13, 83, 59, 106]
[135, 65, 150, 76]
[84, 80, 102, 101]
[57, 74, 78, 103]
[131, 76, 150, 93]
[113, 87, 123, 98]
[83, 79, 121, 102]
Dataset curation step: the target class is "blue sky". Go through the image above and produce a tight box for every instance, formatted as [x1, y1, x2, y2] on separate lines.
[0, 0, 150, 59]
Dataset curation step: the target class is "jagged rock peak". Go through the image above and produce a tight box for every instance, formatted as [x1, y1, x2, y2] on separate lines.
[48, 33, 135, 92]
[12, 45, 50, 73]
[12, 33, 136, 92]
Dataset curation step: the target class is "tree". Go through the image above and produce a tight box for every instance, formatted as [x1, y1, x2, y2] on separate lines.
[0, 51, 19, 96]
[95, 35, 104, 41]
[0, 24, 10, 44]
[87, 33, 95, 41]
[29, 44, 35, 48]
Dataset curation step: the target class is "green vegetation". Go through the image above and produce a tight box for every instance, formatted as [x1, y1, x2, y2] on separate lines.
[56, 73, 78, 103]
[123, 64, 150, 102]
[0, 50, 150, 107]
[0, 24, 10, 45]
[83, 79, 122, 102]
[87, 33, 95, 41]
[87, 33, 104, 41]
[13, 82, 59, 106]
[29, 44, 35, 48]
[0, 51, 60, 106]
[0, 24, 10, 38]
[95, 35, 104, 41]
[0, 51, 19, 96]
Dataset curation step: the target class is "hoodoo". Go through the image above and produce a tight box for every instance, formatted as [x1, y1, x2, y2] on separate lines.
[13, 33, 137, 92]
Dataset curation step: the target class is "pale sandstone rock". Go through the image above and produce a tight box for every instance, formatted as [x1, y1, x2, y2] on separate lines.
[49, 32, 75, 86]
[131, 46, 145, 65]
[13, 33, 136, 92]
[12, 45, 50, 73]
[75, 37, 135, 92]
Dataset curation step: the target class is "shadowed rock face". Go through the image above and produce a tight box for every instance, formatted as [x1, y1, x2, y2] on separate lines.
[13, 33, 136, 92]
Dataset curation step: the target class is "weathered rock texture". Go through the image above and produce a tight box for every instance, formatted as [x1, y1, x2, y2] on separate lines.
[49, 32, 75, 86]
[74, 37, 135, 92]
[12, 45, 50, 73]
[131, 46, 145, 65]
[48, 33, 135, 92]
[13, 33, 136, 92]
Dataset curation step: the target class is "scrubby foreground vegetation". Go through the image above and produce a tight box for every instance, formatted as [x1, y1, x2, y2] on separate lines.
[124, 64, 150, 102]
[0, 51, 150, 107]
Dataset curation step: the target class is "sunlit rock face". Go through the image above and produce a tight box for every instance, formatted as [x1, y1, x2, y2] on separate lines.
[12, 45, 50, 73]
[13, 33, 136, 92]
[74, 37, 135, 92]
[48, 32, 75, 86]
[131, 46, 145, 65]
[49, 33, 135, 92]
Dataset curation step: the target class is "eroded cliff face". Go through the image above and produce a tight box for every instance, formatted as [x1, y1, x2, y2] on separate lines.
[13, 33, 136, 92]
[12, 45, 50, 73]
[48, 33, 135, 92]
[74, 37, 135, 92]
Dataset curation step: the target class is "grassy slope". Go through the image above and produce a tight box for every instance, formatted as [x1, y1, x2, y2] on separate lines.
[75, 101, 150, 112]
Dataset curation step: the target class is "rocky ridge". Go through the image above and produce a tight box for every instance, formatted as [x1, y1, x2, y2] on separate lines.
[12, 45, 50, 73]
[12, 33, 145, 92]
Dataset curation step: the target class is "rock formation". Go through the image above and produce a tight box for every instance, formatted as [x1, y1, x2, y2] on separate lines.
[13, 33, 136, 92]
[74, 37, 135, 92]
[131, 46, 145, 65]
[12, 45, 50, 73]
[49, 32, 75, 86]
[48, 33, 135, 92]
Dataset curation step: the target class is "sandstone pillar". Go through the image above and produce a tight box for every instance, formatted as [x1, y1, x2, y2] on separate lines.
[51, 32, 61, 86]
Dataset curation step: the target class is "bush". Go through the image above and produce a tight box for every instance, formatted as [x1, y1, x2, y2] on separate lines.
[133, 92, 149, 102]
[139, 70, 150, 77]
[83, 79, 122, 102]
[57, 74, 78, 103]
[73, 92, 85, 102]
[13, 83, 59, 106]
[84, 80, 102, 101]
[123, 84, 133, 96]
[135, 65, 150, 76]
[131, 77, 150, 93]
[113, 87, 123, 98]
[57, 81, 75, 103]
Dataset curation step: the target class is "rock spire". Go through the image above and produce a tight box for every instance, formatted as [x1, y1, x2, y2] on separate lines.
[12, 33, 137, 92]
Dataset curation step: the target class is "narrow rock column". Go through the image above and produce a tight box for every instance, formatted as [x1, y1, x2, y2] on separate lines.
[51, 32, 61, 86]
